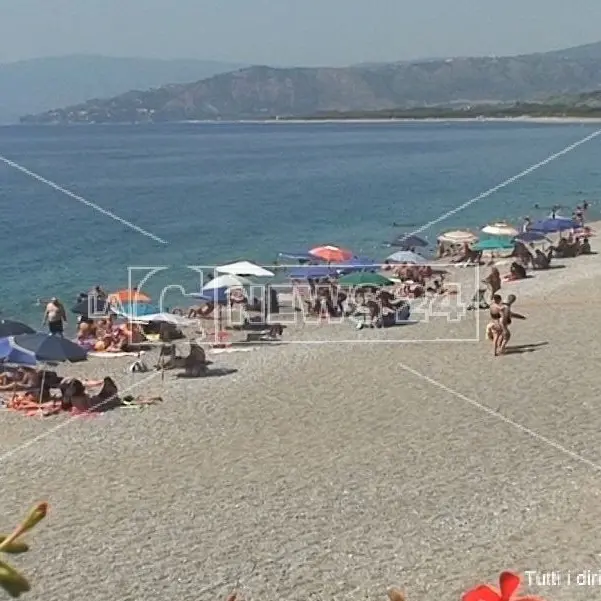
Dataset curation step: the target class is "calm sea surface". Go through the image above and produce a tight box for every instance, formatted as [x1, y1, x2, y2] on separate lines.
[1, 121, 600, 325]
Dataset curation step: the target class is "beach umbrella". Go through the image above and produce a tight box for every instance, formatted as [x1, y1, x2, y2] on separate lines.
[481, 222, 519, 237]
[530, 217, 580, 233]
[389, 234, 429, 249]
[514, 231, 550, 244]
[333, 256, 380, 273]
[0, 333, 87, 364]
[202, 274, 252, 291]
[288, 266, 336, 280]
[339, 272, 394, 287]
[215, 261, 275, 277]
[309, 245, 354, 262]
[71, 297, 109, 316]
[188, 287, 230, 305]
[471, 238, 514, 251]
[386, 250, 429, 264]
[112, 302, 161, 319]
[0, 337, 38, 366]
[109, 289, 151, 303]
[437, 230, 478, 244]
[0, 320, 36, 337]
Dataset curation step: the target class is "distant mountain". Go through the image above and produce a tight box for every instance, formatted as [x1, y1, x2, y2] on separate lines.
[0, 55, 245, 123]
[20, 42, 601, 124]
[541, 40, 601, 60]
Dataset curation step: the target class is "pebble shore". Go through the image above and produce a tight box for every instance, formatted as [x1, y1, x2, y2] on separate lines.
[1, 226, 601, 601]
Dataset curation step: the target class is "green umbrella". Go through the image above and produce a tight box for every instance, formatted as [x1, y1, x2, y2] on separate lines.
[471, 237, 514, 251]
[338, 272, 394, 287]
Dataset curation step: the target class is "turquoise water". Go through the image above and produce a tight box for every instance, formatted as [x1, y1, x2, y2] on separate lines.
[1, 121, 600, 324]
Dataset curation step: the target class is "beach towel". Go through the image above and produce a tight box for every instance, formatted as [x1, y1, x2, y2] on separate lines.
[88, 351, 144, 358]
[208, 347, 256, 355]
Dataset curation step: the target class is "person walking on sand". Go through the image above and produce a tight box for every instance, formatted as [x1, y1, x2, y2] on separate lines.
[43, 297, 67, 337]
[486, 294, 504, 356]
[497, 294, 527, 355]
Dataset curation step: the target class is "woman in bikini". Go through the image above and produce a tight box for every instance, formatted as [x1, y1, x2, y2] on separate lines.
[497, 294, 526, 354]
[486, 294, 504, 356]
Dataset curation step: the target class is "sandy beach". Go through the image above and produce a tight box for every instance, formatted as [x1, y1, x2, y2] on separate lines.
[1, 227, 601, 601]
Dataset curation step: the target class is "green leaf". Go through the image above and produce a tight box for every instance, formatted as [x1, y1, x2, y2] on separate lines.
[0, 537, 29, 553]
[0, 560, 30, 597]
[20, 503, 48, 534]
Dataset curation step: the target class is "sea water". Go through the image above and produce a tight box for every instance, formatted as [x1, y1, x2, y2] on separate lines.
[1, 121, 600, 325]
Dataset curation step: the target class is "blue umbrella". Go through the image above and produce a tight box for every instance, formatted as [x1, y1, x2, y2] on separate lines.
[188, 287, 230, 305]
[0, 320, 36, 337]
[514, 231, 551, 243]
[0, 334, 87, 364]
[389, 234, 428, 249]
[113, 302, 162, 319]
[386, 250, 428, 265]
[288, 266, 336, 279]
[0, 337, 37, 366]
[530, 217, 580, 233]
[333, 256, 380, 273]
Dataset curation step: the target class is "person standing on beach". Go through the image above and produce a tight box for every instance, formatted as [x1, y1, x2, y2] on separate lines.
[43, 297, 67, 337]
[483, 267, 501, 304]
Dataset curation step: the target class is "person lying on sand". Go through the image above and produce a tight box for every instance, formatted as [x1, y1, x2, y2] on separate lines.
[0, 367, 42, 391]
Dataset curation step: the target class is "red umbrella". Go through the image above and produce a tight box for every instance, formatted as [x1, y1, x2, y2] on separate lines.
[309, 245, 353, 262]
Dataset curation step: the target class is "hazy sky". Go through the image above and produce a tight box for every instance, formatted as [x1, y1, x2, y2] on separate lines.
[2, 0, 601, 66]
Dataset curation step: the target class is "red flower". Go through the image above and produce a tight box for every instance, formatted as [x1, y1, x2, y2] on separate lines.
[463, 571, 544, 601]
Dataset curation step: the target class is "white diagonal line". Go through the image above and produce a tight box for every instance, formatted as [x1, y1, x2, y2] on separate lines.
[405, 128, 601, 238]
[398, 361, 601, 472]
[0, 154, 168, 244]
[0, 369, 163, 471]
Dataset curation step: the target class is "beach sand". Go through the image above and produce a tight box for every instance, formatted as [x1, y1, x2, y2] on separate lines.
[1, 230, 601, 600]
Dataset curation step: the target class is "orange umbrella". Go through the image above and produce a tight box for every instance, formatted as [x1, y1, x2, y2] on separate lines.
[109, 289, 151, 303]
[309, 245, 353, 262]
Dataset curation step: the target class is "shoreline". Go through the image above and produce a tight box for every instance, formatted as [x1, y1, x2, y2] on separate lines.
[11, 115, 601, 127]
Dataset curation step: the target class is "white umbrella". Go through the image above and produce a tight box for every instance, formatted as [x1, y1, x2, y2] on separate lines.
[129, 312, 198, 327]
[386, 250, 428, 264]
[202, 274, 252, 291]
[438, 230, 478, 243]
[481, 222, 519, 237]
[215, 260, 274, 277]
